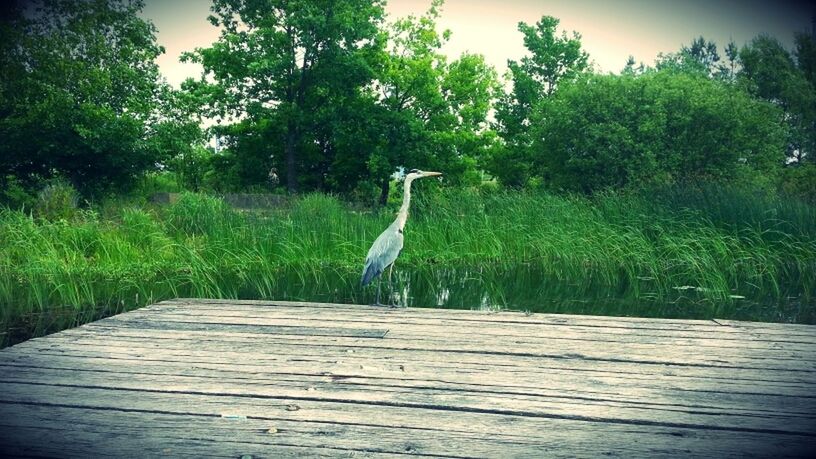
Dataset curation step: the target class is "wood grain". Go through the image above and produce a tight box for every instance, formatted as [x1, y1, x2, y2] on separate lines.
[1, 299, 814, 458]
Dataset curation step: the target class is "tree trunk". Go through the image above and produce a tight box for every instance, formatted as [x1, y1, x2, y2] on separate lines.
[285, 123, 297, 193]
[378, 178, 390, 206]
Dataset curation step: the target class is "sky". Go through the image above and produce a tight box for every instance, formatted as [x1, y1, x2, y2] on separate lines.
[140, 0, 816, 88]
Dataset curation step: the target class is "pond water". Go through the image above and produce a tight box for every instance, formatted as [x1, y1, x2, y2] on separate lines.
[270, 263, 813, 324]
[3, 262, 811, 348]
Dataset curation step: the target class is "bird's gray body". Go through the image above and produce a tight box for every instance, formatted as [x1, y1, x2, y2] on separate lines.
[361, 221, 403, 286]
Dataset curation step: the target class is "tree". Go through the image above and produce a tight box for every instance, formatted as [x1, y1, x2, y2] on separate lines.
[655, 36, 735, 80]
[438, 52, 500, 185]
[491, 16, 588, 187]
[183, 0, 386, 193]
[686, 36, 721, 72]
[736, 32, 816, 202]
[205, 115, 286, 192]
[794, 31, 816, 86]
[723, 39, 739, 81]
[367, 1, 449, 204]
[793, 32, 816, 160]
[151, 85, 207, 191]
[368, 0, 498, 204]
[510, 17, 589, 97]
[622, 55, 646, 76]
[739, 35, 816, 164]
[0, 0, 171, 194]
[530, 70, 786, 194]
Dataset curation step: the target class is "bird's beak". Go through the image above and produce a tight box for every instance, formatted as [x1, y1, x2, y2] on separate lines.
[423, 171, 442, 177]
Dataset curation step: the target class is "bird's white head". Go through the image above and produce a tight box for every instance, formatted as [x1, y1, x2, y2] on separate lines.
[405, 169, 443, 181]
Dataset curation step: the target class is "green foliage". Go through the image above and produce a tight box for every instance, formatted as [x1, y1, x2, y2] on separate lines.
[167, 146, 212, 192]
[780, 163, 816, 205]
[738, 35, 816, 164]
[528, 69, 786, 193]
[643, 182, 816, 241]
[164, 192, 232, 236]
[370, 3, 499, 202]
[508, 16, 589, 97]
[34, 180, 80, 222]
[136, 172, 184, 196]
[149, 87, 207, 188]
[202, 151, 246, 192]
[491, 15, 588, 187]
[2, 187, 814, 345]
[184, 0, 386, 193]
[0, 175, 37, 210]
[655, 36, 734, 79]
[0, 0, 175, 194]
[179, 1, 499, 200]
[207, 119, 284, 192]
[795, 32, 816, 86]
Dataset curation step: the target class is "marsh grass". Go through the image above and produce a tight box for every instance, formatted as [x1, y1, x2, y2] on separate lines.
[1, 187, 814, 346]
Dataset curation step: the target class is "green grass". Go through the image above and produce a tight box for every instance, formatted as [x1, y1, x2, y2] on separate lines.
[1, 187, 814, 346]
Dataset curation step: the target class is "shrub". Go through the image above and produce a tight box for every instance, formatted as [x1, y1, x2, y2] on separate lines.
[34, 180, 80, 221]
[0, 175, 37, 210]
[530, 70, 786, 194]
[780, 163, 816, 205]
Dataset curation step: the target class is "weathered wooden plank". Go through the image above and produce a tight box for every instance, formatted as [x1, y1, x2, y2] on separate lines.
[102, 311, 816, 355]
[0, 386, 812, 458]
[149, 300, 816, 343]
[5, 351, 815, 403]
[92, 318, 389, 338]
[2, 358, 815, 420]
[37, 323, 816, 372]
[2, 366, 814, 436]
[130, 307, 816, 347]
[0, 403, 532, 458]
[156, 299, 741, 328]
[0, 408, 415, 458]
[2, 299, 816, 458]
[159, 299, 816, 334]
[10, 332, 816, 387]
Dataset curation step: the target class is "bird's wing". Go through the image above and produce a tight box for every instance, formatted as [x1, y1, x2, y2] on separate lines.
[361, 225, 404, 286]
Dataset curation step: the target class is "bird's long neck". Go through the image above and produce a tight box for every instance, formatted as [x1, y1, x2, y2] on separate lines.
[395, 178, 414, 231]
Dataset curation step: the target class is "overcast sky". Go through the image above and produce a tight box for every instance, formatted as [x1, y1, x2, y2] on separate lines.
[140, 0, 815, 88]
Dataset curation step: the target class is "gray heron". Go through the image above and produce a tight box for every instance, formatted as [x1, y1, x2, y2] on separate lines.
[361, 169, 443, 306]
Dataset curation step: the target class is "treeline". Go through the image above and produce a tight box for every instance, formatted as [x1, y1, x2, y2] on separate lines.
[1, 0, 815, 205]
[489, 32, 816, 196]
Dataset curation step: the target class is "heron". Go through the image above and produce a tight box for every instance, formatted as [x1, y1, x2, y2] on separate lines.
[361, 169, 442, 306]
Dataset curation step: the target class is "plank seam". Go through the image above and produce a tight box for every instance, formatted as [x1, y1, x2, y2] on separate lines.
[3, 380, 815, 437]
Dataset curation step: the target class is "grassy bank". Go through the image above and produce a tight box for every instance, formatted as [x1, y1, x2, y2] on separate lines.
[1, 187, 815, 346]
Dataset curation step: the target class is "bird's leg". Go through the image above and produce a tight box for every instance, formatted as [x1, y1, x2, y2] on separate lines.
[375, 276, 382, 306]
[388, 263, 396, 307]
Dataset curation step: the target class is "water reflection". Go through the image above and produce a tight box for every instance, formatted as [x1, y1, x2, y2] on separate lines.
[5, 262, 811, 347]
[270, 263, 813, 323]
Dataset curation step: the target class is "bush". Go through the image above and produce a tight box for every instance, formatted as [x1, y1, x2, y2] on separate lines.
[0, 175, 37, 210]
[167, 146, 212, 192]
[529, 70, 786, 194]
[34, 180, 80, 221]
[780, 163, 816, 205]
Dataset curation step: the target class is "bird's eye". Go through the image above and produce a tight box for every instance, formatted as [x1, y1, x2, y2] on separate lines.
[408, 169, 419, 174]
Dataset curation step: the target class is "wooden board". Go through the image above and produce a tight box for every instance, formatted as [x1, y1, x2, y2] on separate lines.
[1, 299, 814, 458]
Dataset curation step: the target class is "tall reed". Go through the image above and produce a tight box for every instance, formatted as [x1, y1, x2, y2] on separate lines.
[1, 187, 814, 346]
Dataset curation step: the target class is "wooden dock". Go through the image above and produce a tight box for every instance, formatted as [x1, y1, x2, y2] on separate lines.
[1, 299, 814, 458]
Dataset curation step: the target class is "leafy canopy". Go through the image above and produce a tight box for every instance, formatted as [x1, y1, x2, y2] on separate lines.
[182, 0, 387, 193]
[0, 0, 175, 195]
[490, 16, 588, 187]
[531, 70, 786, 193]
[367, 0, 499, 203]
